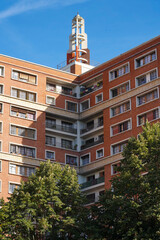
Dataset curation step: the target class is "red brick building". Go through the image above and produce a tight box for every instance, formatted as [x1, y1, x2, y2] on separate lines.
[0, 14, 160, 204]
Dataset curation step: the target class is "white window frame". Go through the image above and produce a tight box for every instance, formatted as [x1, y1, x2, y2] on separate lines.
[110, 118, 132, 137]
[46, 95, 56, 106]
[45, 150, 55, 160]
[137, 107, 160, 127]
[95, 93, 103, 104]
[80, 153, 91, 166]
[111, 138, 129, 156]
[80, 98, 90, 112]
[65, 100, 78, 112]
[111, 161, 121, 175]
[0, 102, 3, 114]
[0, 121, 2, 134]
[11, 87, 37, 102]
[8, 181, 20, 194]
[110, 99, 131, 118]
[96, 148, 104, 159]
[9, 142, 36, 158]
[0, 84, 4, 94]
[136, 87, 159, 107]
[10, 124, 37, 140]
[135, 68, 158, 87]
[0, 65, 5, 77]
[11, 68, 38, 85]
[109, 80, 130, 99]
[10, 105, 37, 121]
[0, 160, 2, 172]
[65, 153, 78, 166]
[0, 141, 2, 152]
[109, 62, 130, 81]
[134, 49, 157, 69]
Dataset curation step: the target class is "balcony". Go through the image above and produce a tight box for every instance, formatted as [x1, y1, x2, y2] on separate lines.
[46, 83, 77, 97]
[80, 121, 103, 135]
[81, 136, 104, 150]
[80, 81, 103, 97]
[81, 176, 105, 189]
[46, 123, 77, 134]
[45, 141, 77, 150]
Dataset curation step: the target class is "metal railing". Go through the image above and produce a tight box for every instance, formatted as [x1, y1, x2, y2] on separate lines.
[81, 137, 104, 150]
[80, 121, 103, 134]
[45, 141, 77, 150]
[46, 123, 77, 134]
[81, 176, 104, 189]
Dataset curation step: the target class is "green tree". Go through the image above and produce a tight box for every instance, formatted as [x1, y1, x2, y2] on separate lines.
[0, 161, 87, 240]
[90, 122, 160, 240]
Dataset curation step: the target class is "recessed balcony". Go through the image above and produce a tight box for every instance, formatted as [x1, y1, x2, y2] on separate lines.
[80, 120, 103, 135]
[80, 81, 103, 97]
[81, 176, 104, 189]
[81, 136, 104, 150]
[46, 122, 77, 134]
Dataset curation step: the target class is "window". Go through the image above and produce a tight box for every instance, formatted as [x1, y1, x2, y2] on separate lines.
[81, 100, 90, 111]
[46, 82, 56, 92]
[9, 164, 16, 174]
[10, 106, 36, 120]
[66, 101, 77, 112]
[61, 139, 72, 149]
[96, 93, 103, 103]
[10, 144, 36, 158]
[0, 85, 3, 94]
[0, 141, 1, 151]
[81, 154, 90, 166]
[0, 180, 1, 192]
[61, 121, 74, 132]
[9, 163, 35, 177]
[111, 119, 131, 136]
[11, 88, 36, 102]
[46, 150, 55, 160]
[138, 109, 159, 126]
[0, 122, 2, 133]
[66, 155, 78, 166]
[0, 103, 3, 113]
[10, 125, 36, 139]
[110, 82, 130, 98]
[46, 96, 56, 105]
[12, 70, 37, 84]
[62, 86, 73, 96]
[111, 101, 130, 117]
[135, 50, 157, 68]
[26, 167, 35, 177]
[111, 162, 121, 175]
[137, 89, 158, 106]
[110, 63, 129, 80]
[136, 69, 157, 87]
[45, 136, 56, 146]
[9, 182, 20, 194]
[0, 66, 4, 76]
[46, 118, 56, 128]
[86, 193, 95, 204]
[0, 161, 2, 172]
[112, 141, 127, 155]
[96, 148, 104, 159]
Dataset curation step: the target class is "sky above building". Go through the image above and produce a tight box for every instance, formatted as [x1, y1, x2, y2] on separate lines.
[0, 0, 160, 69]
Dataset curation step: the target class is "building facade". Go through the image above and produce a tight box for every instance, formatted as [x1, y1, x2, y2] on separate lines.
[0, 14, 160, 204]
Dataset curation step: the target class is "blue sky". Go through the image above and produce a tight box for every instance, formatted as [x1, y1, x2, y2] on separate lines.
[0, 0, 160, 69]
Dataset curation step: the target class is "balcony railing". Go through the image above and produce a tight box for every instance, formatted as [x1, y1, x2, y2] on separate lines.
[80, 121, 103, 135]
[81, 176, 104, 189]
[46, 123, 77, 134]
[80, 82, 103, 97]
[81, 137, 104, 150]
[45, 141, 77, 150]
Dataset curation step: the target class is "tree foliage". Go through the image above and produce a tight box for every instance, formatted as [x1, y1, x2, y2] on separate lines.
[90, 122, 160, 240]
[0, 161, 87, 240]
